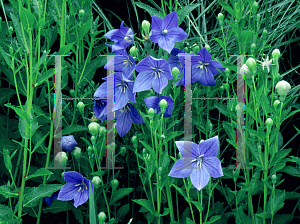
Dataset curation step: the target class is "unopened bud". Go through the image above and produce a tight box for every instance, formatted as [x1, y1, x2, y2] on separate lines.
[87, 146, 93, 156]
[252, 2, 258, 14]
[77, 101, 85, 113]
[111, 179, 119, 190]
[79, 9, 85, 16]
[98, 212, 106, 223]
[131, 136, 138, 149]
[250, 43, 256, 54]
[88, 122, 100, 136]
[240, 64, 251, 79]
[129, 46, 138, 57]
[225, 68, 230, 78]
[246, 58, 257, 71]
[217, 13, 224, 26]
[120, 146, 126, 157]
[99, 126, 106, 136]
[273, 100, 280, 108]
[266, 118, 273, 130]
[275, 80, 291, 96]
[9, 26, 13, 33]
[70, 89, 75, 97]
[172, 67, 180, 80]
[92, 176, 101, 188]
[271, 174, 277, 185]
[55, 152, 68, 167]
[91, 136, 96, 145]
[205, 44, 211, 52]
[257, 14, 261, 21]
[262, 29, 268, 40]
[148, 108, 155, 120]
[272, 49, 280, 60]
[72, 147, 81, 160]
[159, 99, 168, 114]
[142, 20, 150, 32]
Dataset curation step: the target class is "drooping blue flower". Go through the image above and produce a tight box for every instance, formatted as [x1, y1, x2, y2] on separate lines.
[95, 72, 136, 111]
[168, 136, 223, 191]
[177, 47, 225, 86]
[144, 96, 174, 117]
[104, 21, 134, 52]
[167, 48, 186, 75]
[60, 135, 78, 153]
[57, 171, 94, 208]
[104, 54, 135, 80]
[133, 56, 173, 94]
[150, 11, 188, 53]
[43, 190, 59, 206]
[93, 82, 108, 122]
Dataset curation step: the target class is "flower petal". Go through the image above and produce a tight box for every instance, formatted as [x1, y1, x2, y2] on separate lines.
[158, 36, 175, 54]
[126, 82, 136, 103]
[208, 60, 225, 75]
[104, 29, 123, 42]
[202, 157, 224, 178]
[73, 189, 89, 208]
[116, 109, 132, 137]
[150, 30, 162, 43]
[199, 136, 219, 157]
[175, 141, 200, 158]
[167, 27, 188, 42]
[63, 171, 83, 183]
[129, 104, 144, 124]
[114, 87, 129, 111]
[151, 16, 163, 31]
[199, 68, 216, 86]
[152, 74, 168, 94]
[162, 11, 178, 29]
[190, 165, 210, 190]
[133, 71, 154, 93]
[135, 56, 154, 73]
[168, 158, 193, 178]
[197, 47, 212, 62]
[57, 183, 78, 201]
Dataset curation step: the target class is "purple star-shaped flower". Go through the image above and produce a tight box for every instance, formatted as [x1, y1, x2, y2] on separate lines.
[150, 11, 188, 53]
[57, 171, 94, 208]
[93, 82, 108, 122]
[177, 47, 225, 86]
[133, 56, 173, 94]
[43, 190, 59, 206]
[144, 96, 174, 117]
[60, 135, 78, 153]
[104, 21, 134, 52]
[104, 54, 135, 80]
[95, 72, 136, 111]
[167, 48, 186, 75]
[168, 136, 223, 191]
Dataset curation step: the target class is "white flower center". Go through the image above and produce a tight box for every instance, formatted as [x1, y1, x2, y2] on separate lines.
[75, 180, 88, 192]
[190, 154, 204, 169]
[150, 67, 164, 79]
[163, 29, 167, 34]
[196, 61, 210, 72]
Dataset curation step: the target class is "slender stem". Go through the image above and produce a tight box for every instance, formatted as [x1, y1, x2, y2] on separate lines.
[183, 179, 195, 223]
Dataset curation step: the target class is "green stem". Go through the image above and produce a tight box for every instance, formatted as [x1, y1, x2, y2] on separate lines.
[183, 179, 195, 223]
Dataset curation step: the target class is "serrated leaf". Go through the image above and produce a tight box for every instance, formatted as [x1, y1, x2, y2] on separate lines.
[178, 4, 200, 25]
[11, 13, 29, 52]
[62, 125, 87, 135]
[3, 148, 12, 172]
[281, 166, 300, 177]
[35, 68, 55, 87]
[59, 43, 75, 56]
[0, 204, 14, 217]
[134, 2, 162, 19]
[79, 17, 92, 40]
[20, 7, 36, 30]
[0, 185, 19, 198]
[26, 168, 53, 181]
[213, 37, 225, 50]
[24, 184, 63, 207]
[110, 188, 133, 205]
[132, 199, 155, 215]
[0, 45, 12, 69]
[268, 190, 285, 215]
[203, 215, 221, 224]
[269, 148, 292, 168]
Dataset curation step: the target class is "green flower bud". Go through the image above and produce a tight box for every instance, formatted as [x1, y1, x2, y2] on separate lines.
[9, 46, 13, 56]
[272, 49, 280, 60]
[224, 68, 230, 78]
[205, 44, 211, 52]
[131, 136, 138, 149]
[159, 99, 168, 114]
[246, 58, 257, 71]
[158, 167, 162, 176]
[77, 101, 85, 113]
[222, 82, 229, 91]
[88, 122, 100, 136]
[99, 126, 106, 136]
[87, 146, 93, 156]
[55, 152, 68, 166]
[70, 89, 75, 97]
[266, 118, 273, 129]
[257, 14, 261, 21]
[236, 103, 244, 118]
[79, 9, 85, 16]
[92, 176, 101, 188]
[240, 64, 251, 79]
[262, 29, 268, 40]
[219, 86, 224, 95]
[142, 20, 150, 32]
[72, 146, 81, 160]
[8, 26, 13, 33]
[192, 44, 200, 54]
[273, 100, 280, 108]
[129, 46, 138, 57]
[172, 67, 180, 80]
[252, 2, 258, 14]
[217, 13, 224, 26]
[258, 145, 262, 153]
[275, 80, 291, 96]
[120, 146, 126, 157]
[250, 43, 256, 54]
[91, 136, 96, 145]
[184, 47, 189, 52]
[161, 134, 165, 140]
[111, 179, 119, 190]
[98, 212, 106, 223]
[271, 174, 277, 185]
[142, 148, 147, 158]
[148, 108, 155, 120]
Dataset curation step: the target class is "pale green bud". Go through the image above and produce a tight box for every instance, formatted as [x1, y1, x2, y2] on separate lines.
[148, 108, 155, 120]
[246, 58, 257, 71]
[92, 176, 101, 188]
[111, 179, 119, 190]
[272, 49, 280, 60]
[131, 136, 138, 149]
[87, 146, 93, 156]
[79, 9, 85, 16]
[266, 118, 273, 129]
[217, 13, 224, 26]
[88, 122, 100, 136]
[120, 146, 126, 157]
[91, 136, 96, 145]
[273, 100, 280, 108]
[225, 68, 230, 78]
[99, 126, 106, 136]
[250, 43, 256, 54]
[55, 152, 68, 166]
[77, 101, 85, 113]
[257, 14, 261, 21]
[271, 174, 277, 185]
[72, 147, 81, 160]
[252, 2, 258, 14]
[129, 46, 138, 57]
[262, 29, 268, 40]
[205, 44, 211, 52]
[142, 20, 150, 32]
[70, 89, 75, 97]
[240, 64, 251, 79]
[275, 80, 291, 96]
[8, 26, 13, 33]
[159, 99, 168, 114]
[172, 67, 180, 80]
[98, 212, 106, 223]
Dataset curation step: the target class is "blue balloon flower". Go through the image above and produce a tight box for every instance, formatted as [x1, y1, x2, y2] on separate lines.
[168, 136, 223, 191]
[144, 96, 174, 117]
[150, 11, 188, 53]
[57, 171, 94, 208]
[43, 190, 59, 206]
[133, 56, 173, 94]
[60, 135, 78, 153]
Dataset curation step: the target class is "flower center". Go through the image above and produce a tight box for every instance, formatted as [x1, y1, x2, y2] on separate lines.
[120, 105, 131, 114]
[116, 80, 128, 93]
[196, 61, 210, 72]
[150, 67, 164, 79]
[123, 56, 133, 68]
[190, 154, 204, 169]
[124, 34, 133, 43]
[163, 29, 167, 34]
[75, 179, 88, 193]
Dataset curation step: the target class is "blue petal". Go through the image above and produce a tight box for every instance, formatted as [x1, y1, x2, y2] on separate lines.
[208, 60, 225, 75]
[168, 158, 193, 178]
[190, 165, 210, 190]
[167, 27, 188, 42]
[116, 109, 133, 137]
[150, 30, 161, 43]
[133, 71, 154, 93]
[158, 36, 175, 53]
[199, 136, 219, 157]
[175, 141, 200, 158]
[114, 87, 128, 111]
[162, 11, 178, 29]
[63, 171, 83, 183]
[57, 183, 78, 201]
[126, 82, 136, 103]
[104, 29, 122, 42]
[151, 16, 163, 31]
[202, 157, 224, 178]
[73, 189, 89, 208]
[199, 68, 215, 86]
[197, 47, 212, 62]
[135, 56, 154, 73]
[129, 104, 144, 124]
[152, 74, 168, 94]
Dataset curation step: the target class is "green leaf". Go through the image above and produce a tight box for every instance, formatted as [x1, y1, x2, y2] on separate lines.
[5, 103, 28, 121]
[62, 124, 87, 135]
[268, 190, 285, 215]
[20, 7, 36, 30]
[110, 188, 133, 205]
[32, 132, 49, 153]
[246, 139, 260, 163]
[26, 168, 53, 181]
[233, 207, 253, 224]
[161, 150, 170, 172]
[140, 140, 156, 160]
[203, 215, 221, 224]
[0, 45, 12, 69]
[178, 4, 200, 26]
[249, 169, 260, 193]
[218, 1, 235, 19]
[18, 111, 39, 139]
[164, 131, 185, 144]
[134, 2, 163, 19]
[59, 43, 75, 56]
[0, 185, 19, 198]
[35, 68, 55, 87]
[269, 148, 292, 168]
[36, 18, 46, 30]
[3, 148, 12, 172]
[79, 17, 92, 40]
[11, 13, 29, 52]
[186, 217, 194, 224]
[132, 199, 155, 215]
[89, 182, 97, 224]
[117, 204, 130, 221]
[33, 50, 49, 75]
[171, 184, 187, 200]
[213, 37, 225, 50]
[71, 204, 84, 224]
[43, 200, 69, 213]
[0, 204, 15, 217]
[245, 127, 264, 141]
[191, 201, 203, 212]
[24, 184, 63, 207]
[281, 166, 300, 177]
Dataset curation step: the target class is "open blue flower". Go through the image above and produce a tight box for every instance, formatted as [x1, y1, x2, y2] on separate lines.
[57, 171, 94, 208]
[104, 21, 134, 52]
[95, 72, 136, 111]
[168, 136, 223, 191]
[104, 54, 135, 80]
[93, 82, 108, 122]
[177, 47, 225, 86]
[60, 135, 78, 153]
[144, 96, 174, 117]
[43, 190, 59, 206]
[133, 56, 173, 94]
[167, 48, 186, 75]
[150, 11, 188, 53]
